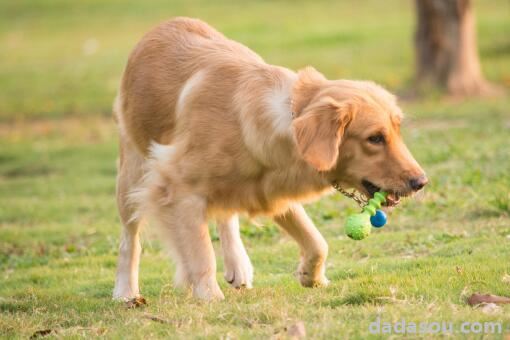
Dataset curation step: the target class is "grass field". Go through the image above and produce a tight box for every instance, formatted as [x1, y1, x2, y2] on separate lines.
[1, 0, 510, 338]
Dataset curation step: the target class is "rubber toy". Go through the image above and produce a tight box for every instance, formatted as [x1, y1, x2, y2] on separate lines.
[345, 192, 388, 240]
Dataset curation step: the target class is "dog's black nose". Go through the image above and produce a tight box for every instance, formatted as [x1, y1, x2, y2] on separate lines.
[409, 175, 428, 191]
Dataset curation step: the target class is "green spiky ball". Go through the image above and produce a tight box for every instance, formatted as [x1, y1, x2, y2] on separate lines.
[344, 192, 388, 240]
[345, 213, 371, 240]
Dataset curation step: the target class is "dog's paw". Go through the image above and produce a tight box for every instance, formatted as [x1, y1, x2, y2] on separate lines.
[113, 286, 140, 302]
[296, 258, 329, 288]
[192, 278, 225, 301]
[297, 271, 330, 288]
[223, 251, 254, 289]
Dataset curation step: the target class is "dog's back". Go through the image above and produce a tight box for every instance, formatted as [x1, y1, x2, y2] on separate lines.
[115, 17, 264, 154]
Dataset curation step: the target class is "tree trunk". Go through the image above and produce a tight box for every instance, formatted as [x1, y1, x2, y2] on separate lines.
[414, 0, 494, 96]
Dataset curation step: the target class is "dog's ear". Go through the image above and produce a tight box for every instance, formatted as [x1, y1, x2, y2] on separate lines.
[292, 97, 356, 171]
[291, 67, 327, 115]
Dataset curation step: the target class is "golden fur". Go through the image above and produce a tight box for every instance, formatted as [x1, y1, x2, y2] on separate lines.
[113, 17, 427, 300]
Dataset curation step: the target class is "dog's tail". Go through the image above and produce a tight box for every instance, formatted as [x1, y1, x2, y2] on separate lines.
[127, 142, 177, 224]
[112, 92, 124, 127]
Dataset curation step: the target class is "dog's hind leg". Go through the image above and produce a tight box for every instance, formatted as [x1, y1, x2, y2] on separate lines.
[274, 204, 329, 287]
[217, 215, 253, 289]
[113, 136, 145, 301]
[154, 195, 224, 300]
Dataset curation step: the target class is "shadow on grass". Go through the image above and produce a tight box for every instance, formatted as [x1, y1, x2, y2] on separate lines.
[482, 42, 510, 58]
[464, 208, 508, 220]
[0, 300, 32, 313]
[1, 165, 55, 178]
[323, 291, 385, 308]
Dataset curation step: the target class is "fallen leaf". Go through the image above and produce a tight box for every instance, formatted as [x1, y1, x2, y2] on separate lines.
[467, 293, 510, 306]
[30, 329, 56, 339]
[125, 296, 147, 309]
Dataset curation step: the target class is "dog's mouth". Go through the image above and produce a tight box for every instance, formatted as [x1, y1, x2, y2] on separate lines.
[361, 179, 402, 207]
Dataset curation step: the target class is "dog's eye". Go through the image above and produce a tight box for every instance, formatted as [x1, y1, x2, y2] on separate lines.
[368, 134, 385, 145]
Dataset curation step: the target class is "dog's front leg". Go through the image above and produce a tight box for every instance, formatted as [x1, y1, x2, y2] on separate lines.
[274, 204, 329, 287]
[217, 215, 253, 289]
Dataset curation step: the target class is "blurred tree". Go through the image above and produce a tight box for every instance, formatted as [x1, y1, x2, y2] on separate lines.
[414, 0, 497, 96]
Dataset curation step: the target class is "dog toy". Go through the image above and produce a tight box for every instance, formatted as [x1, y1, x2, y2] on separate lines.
[345, 191, 388, 240]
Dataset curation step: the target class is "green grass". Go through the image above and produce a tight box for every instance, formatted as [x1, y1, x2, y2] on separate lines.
[1, 0, 510, 338]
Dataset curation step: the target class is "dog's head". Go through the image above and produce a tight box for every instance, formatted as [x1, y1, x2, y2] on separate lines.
[292, 67, 427, 205]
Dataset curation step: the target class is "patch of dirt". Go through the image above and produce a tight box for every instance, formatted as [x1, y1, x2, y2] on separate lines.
[273, 321, 306, 339]
[0, 116, 115, 144]
[286, 321, 306, 338]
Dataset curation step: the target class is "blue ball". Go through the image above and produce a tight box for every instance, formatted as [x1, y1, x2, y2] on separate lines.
[370, 209, 387, 228]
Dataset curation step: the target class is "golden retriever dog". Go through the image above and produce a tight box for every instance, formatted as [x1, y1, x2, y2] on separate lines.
[113, 17, 428, 301]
